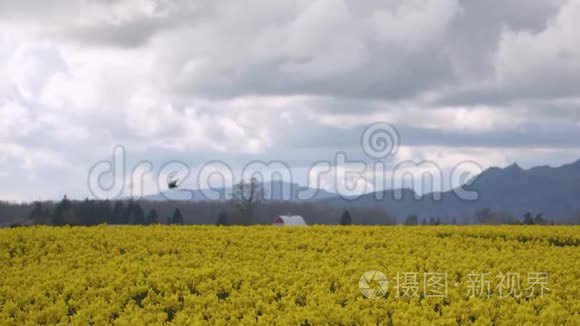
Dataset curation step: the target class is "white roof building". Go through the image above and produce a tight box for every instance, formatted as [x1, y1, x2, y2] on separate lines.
[273, 215, 307, 226]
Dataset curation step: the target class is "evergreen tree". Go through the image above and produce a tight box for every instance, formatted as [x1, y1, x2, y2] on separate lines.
[132, 203, 145, 225]
[98, 200, 112, 224]
[172, 208, 184, 225]
[52, 195, 72, 226]
[112, 201, 124, 224]
[216, 210, 228, 226]
[339, 210, 352, 225]
[29, 202, 49, 223]
[146, 209, 159, 225]
[29, 202, 43, 218]
[77, 198, 96, 225]
[522, 212, 535, 225]
[123, 200, 134, 225]
[404, 214, 418, 225]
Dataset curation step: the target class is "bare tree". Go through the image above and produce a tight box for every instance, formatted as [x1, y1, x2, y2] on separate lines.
[233, 177, 263, 225]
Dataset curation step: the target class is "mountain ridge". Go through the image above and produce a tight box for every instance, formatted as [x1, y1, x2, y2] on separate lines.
[141, 158, 580, 222]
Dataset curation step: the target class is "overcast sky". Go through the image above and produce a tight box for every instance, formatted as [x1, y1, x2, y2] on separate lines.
[1, 0, 580, 201]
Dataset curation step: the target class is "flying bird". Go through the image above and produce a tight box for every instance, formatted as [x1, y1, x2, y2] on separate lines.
[167, 172, 179, 190]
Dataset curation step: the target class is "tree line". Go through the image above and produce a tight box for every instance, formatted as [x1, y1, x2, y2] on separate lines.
[26, 196, 186, 226]
[401, 208, 556, 225]
[2, 198, 395, 227]
[3, 198, 563, 227]
[1, 178, 577, 226]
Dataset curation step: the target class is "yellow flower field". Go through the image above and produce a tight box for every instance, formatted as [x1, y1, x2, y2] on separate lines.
[0, 226, 579, 325]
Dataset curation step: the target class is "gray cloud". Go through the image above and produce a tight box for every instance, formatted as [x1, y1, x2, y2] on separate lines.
[1, 0, 579, 200]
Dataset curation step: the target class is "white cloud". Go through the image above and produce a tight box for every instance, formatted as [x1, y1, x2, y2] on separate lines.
[370, 0, 462, 52]
[312, 103, 521, 132]
[0, 143, 70, 179]
[0, 100, 31, 139]
[495, 0, 580, 97]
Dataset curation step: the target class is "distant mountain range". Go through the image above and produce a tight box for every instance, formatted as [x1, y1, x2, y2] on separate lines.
[323, 159, 580, 222]
[141, 159, 580, 222]
[140, 180, 337, 202]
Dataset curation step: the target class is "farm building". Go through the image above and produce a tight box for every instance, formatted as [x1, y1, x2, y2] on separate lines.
[273, 215, 307, 226]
